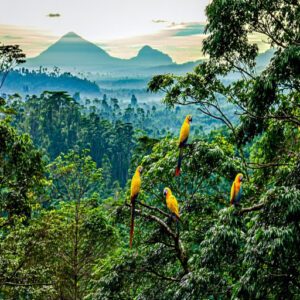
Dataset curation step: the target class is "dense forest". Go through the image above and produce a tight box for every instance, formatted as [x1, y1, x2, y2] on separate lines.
[0, 0, 299, 299]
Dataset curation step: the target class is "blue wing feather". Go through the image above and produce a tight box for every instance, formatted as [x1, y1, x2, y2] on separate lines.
[235, 186, 242, 204]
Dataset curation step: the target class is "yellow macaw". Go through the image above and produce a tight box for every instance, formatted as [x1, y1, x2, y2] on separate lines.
[175, 115, 192, 176]
[163, 187, 180, 220]
[230, 173, 243, 206]
[129, 165, 143, 248]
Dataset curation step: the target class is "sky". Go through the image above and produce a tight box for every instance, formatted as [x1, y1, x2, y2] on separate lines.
[0, 0, 269, 63]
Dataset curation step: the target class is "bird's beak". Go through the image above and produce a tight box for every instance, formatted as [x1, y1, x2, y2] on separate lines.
[163, 190, 167, 196]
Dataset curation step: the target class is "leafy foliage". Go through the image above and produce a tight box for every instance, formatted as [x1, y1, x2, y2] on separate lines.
[0, 100, 44, 224]
[0, 44, 25, 89]
[0, 0, 300, 298]
[10, 91, 135, 188]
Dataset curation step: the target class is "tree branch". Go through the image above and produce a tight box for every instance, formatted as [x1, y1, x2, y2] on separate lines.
[133, 206, 177, 239]
[247, 162, 293, 169]
[137, 201, 170, 219]
[145, 268, 181, 282]
[126, 204, 190, 274]
[3, 282, 53, 287]
[239, 203, 264, 215]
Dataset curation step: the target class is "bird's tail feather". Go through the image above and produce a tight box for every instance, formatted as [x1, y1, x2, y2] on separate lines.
[175, 148, 183, 176]
[129, 199, 136, 248]
[171, 213, 181, 235]
[173, 213, 182, 223]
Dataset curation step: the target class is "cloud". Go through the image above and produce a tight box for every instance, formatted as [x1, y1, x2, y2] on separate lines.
[100, 21, 268, 63]
[152, 19, 168, 24]
[47, 13, 61, 18]
[99, 23, 208, 63]
[0, 24, 58, 57]
[173, 23, 206, 36]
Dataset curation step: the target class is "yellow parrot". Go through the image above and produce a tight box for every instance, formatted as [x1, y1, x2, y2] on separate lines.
[230, 173, 243, 206]
[163, 187, 180, 220]
[129, 165, 143, 248]
[175, 115, 192, 176]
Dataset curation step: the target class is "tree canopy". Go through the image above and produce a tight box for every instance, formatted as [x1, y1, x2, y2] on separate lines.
[0, 0, 299, 298]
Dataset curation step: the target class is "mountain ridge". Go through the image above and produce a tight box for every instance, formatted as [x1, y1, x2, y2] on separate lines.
[25, 31, 273, 76]
[26, 32, 173, 72]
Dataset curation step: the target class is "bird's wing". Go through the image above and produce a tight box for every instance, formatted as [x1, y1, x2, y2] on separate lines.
[179, 122, 190, 145]
[130, 174, 141, 199]
[236, 186, 242, 203]
[169, 195, 179, 217]
[230, 182, 236, 205]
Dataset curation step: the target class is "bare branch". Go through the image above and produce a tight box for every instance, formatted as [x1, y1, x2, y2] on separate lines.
[137, 201, 170, 219]
[145, 269, 181, 282]
[125, 204, 190, 274]
[133, 206, 177, 239]
[239, 203, 264, 215]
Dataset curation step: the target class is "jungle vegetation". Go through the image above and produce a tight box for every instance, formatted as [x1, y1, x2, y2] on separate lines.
[0, 0, 299, 299]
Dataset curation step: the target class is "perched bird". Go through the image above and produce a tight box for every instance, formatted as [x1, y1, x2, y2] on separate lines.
[163, 187, 180, 221]
[129, 165, 143, 248]
[175, 115, 192, 176]
[230, 173, 243, 206]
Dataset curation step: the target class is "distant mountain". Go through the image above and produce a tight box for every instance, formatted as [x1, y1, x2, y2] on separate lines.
[26, 32, 120, 70]
[129, 45, 172, 66]
[26, 32, 174, 72]
[25, 31, 273, 78]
